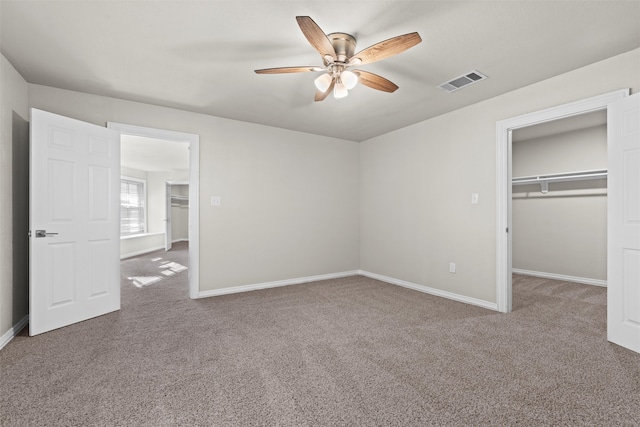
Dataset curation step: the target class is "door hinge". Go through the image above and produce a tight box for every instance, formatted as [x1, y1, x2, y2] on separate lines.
[506, 227, 509, 233]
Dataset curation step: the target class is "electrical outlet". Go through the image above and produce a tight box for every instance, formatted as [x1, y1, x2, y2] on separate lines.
[449, 262, 456, 273]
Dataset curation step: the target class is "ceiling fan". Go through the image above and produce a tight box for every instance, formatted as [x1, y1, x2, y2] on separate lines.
[254, 16, 422, 101]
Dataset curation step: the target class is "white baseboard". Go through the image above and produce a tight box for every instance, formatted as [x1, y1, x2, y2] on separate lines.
[197, 270, 360, 298]
[197, 269, 498, 312]
[0, 315, 29, 350]
[171, 238, 188, 243]
[358, 270, 498, 311]
[512, 268, 607, 287]
[120, 245, 166, 260]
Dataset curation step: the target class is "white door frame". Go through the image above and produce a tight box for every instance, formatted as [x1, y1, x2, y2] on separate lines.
[107, 122, 200, 299]
[495, 89, 629, 313]
[165, 182, 172, 252]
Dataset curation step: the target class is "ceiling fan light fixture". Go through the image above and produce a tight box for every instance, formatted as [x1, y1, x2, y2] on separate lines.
[254, 16, 422, 102]
[341, 70, 358, 90]
[314, 73, 333, 92]
[334, 81, 349, 99]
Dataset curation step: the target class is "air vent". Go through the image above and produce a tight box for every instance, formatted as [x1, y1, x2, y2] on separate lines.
[438, 70, 487, 93]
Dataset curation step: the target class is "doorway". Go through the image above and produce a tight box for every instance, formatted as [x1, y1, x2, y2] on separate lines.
[511, 110, 608, 287]
[165, 181, 189, 252]
[495, 89, 628, 313]
[108, 122, 200, 299]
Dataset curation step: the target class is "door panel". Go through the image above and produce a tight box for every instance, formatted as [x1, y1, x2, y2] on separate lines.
[48, 159, 75, 221]
[89, 240, 111, 297]
[89, 166, 111, 221]
[607, 93, 640, 353]
[622, 249, 640, 324]
[30, 108, 120, 336]
[49, 242, 76, 307]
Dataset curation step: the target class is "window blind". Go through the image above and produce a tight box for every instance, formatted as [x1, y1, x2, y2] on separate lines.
[120, 178, 146, 235]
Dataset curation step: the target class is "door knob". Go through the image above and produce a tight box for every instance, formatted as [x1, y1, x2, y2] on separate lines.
[35, 230, 58, 238]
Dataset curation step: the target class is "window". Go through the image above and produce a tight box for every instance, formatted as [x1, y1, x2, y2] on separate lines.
[120, 177, 146, 236]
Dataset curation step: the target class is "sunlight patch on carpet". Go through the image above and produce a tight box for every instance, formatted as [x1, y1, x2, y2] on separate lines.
[127, 257, 188, 288]
[128, 276, 162, 288]
[160, 262, 188, 273]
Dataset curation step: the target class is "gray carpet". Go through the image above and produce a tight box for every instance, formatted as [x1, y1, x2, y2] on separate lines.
[2, 249, 639, 426]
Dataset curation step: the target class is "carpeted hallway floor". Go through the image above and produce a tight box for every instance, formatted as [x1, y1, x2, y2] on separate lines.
[1, 248, 639, 426]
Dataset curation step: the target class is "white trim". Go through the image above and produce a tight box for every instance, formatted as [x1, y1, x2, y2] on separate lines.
[120, 231, 164, 240]
[495, 89, 629, 313]
[512, 269, 607, 287]
[196, 270, 497, 312]
[172, 238, 189, 243]
[0, 315, 29, 350]
[120, 245, 165, 260]
[108, 122, 200, 299]
[187, 140, 200, 299]
[359, 270, 498, 311]
[196, 271, 360, 298]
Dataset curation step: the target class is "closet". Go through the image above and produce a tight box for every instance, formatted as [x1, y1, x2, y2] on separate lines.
[166, 183, 189, 251]
[511, 111, 607, 286]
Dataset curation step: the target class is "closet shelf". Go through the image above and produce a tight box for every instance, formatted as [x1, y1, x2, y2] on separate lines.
[512, 169, 607, 193]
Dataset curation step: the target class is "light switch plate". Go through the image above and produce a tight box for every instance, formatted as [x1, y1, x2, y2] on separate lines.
[211, 196, 221, 206]
[471, 193, 479, 204]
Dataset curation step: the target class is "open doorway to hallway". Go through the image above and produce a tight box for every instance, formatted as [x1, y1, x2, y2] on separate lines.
[108, 122, 200, 299]
[119, 134, 189, 291]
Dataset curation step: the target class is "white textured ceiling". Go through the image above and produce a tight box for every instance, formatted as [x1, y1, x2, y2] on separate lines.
[1, 0, 639, 142]
[121, 135, 189, 172]
[512, 110, 607, 142]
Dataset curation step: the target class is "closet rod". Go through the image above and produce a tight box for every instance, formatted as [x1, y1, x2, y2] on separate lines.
[512, 169, 607, 194]
[512, 169, 607, 184]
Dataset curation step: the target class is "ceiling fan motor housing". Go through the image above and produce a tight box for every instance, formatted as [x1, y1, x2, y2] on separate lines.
[327, 32, 356, 63]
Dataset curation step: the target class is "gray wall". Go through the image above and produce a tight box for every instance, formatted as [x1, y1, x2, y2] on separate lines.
[121, 166, 147, 181]
[1, 55, 30, 337]
[119, 167, 190, 258]
[2, 48, 639, 340]
[512, 125, 607, 281]
[27, 83, 362, 294]
[360, 49, 639, 304]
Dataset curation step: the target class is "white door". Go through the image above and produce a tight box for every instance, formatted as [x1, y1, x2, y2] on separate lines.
[30, 109, 120, 336]
[607, 93, 640, 354]
[165, 182, 172, 251]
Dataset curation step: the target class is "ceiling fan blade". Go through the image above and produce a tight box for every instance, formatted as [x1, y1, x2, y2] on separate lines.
[296, 16, 337, 60]
[315, 79, 336, 102]
[353, 70, 399, 93]
[349, 32, 422, 66]
[254, 66, 322, 74]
